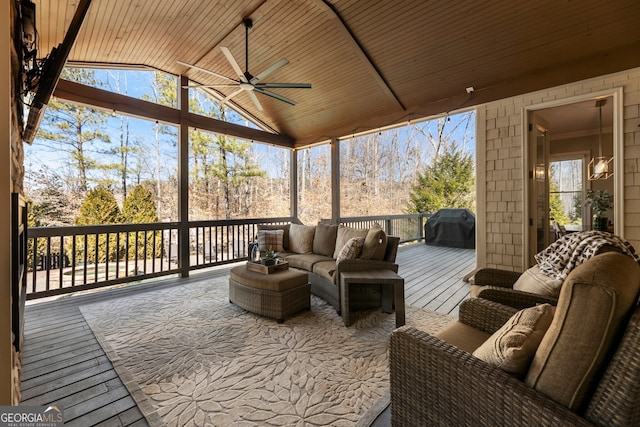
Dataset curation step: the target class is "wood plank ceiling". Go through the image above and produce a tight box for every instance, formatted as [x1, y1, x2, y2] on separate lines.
[34, 0, 640, 147]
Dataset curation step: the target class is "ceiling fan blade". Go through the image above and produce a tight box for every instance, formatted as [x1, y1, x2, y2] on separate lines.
[250, 59, 289, 84]
[254, 82, 312, 89]
[176, 60, 237, 83]
[247, 91, 264, 111]
[220, 47, 248, 82]
[182, 83, 239, 89]
[220, 87, 244, 106]
[254, 87, 296, 106]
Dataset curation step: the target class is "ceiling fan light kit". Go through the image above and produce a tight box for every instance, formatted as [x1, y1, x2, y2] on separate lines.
[179, 18, 311, 111]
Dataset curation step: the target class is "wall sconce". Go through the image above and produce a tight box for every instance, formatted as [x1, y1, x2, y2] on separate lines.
[535, 164, 545, 181]
[588, 99, 613, 180]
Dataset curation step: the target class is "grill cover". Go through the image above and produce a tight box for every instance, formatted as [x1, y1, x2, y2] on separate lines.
[425, 208, 476, 249]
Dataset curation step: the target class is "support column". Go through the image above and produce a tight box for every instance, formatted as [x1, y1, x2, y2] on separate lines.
[330, 138, 340, 222]
[178, 76, 190, 277]
[1, 0, 14, 404]
[290, 148, 298, 221]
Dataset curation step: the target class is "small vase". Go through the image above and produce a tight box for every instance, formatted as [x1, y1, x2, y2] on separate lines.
[251, 244, 260, 263]
[593, 216, 608, 232]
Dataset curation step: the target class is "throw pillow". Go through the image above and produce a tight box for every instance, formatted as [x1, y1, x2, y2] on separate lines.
[258, 224, 291, 251]
[513, 265, 563, 298]
[313, 223, 339, 257]
[472, 304, 554, 377]
[289, 223, 316, 254]
[360, 223, 387, 260]
[333, 226, 368, 259]
[335, 237, 365, 264]
[256, 229, 284, 253]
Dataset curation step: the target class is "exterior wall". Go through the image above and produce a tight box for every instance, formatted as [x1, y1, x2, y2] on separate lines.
[480, 68, 640, 271]
[2, 0, 25, 405]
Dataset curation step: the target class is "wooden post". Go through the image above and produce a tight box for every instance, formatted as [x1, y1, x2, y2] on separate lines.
[331, 138, 340, 223]
[290, 148, 298, 221]
[178, 76, 190, 277]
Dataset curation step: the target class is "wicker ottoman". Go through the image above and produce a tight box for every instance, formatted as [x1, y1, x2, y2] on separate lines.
[229, 265, 310, 323]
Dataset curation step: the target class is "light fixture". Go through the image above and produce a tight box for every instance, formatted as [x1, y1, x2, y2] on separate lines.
[588, 99, 613, 181]
[535, 164, 545, 181]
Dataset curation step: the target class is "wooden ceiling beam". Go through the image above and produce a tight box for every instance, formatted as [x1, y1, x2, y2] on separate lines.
[316, 0, 405, 112]
[53, 78, 295, 148]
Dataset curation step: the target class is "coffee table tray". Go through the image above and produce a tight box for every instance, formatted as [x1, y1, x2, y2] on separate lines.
[246, 261, 289, 274]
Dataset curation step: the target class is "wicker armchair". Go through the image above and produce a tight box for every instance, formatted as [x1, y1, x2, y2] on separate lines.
[473, 267, 559, 309]
[390, 252, 640, 426]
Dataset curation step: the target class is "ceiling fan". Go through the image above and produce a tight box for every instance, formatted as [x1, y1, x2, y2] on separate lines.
[178, 18, 311, 111]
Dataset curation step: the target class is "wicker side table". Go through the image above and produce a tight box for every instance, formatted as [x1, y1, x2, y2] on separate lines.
[229, 265, 310, 323]
[340, 270, 405, 327]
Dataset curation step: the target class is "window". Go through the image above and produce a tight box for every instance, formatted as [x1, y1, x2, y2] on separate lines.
[549, 154, 587, 229]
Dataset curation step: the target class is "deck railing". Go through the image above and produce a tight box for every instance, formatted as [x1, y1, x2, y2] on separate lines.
[26, 214, 427, 300]
[331, 213, 431, 243]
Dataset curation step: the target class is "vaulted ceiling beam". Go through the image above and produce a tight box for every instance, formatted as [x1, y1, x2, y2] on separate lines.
[53, 78, 295, 148]
[317, 0, 405, 111]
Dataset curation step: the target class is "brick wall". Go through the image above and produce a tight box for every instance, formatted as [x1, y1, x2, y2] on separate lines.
[481, 68, 640, 271]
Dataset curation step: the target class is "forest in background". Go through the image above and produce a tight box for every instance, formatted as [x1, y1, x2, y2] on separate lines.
[24, 68, 476, 228]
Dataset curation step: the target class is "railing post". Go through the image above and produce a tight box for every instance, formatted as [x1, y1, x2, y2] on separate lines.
[386, 218, 393, 237]
[178, 75, 190, 278]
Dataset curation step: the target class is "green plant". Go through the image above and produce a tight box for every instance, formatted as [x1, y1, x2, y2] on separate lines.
[585, 190, 613, 217]
[261, 247, 279, 265]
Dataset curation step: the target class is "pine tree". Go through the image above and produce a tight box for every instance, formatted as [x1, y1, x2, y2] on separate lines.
[407, 143, 475, 214]
[34, 68, 111, 194]
[122, 184, 162, 258]
[75, 186, 124, 262]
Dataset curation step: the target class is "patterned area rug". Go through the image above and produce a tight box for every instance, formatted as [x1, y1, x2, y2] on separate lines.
[80, 276, 453, 426]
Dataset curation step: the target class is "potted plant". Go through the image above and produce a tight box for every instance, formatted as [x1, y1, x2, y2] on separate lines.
[586, 190, 613, 231]
[261, 248, 279, 266]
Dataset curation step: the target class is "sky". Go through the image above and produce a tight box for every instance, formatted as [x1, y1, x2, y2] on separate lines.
[24, 67, 476, 192]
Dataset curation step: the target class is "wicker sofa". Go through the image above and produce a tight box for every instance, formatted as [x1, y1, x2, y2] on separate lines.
[390, 252, 640, 426]
[255, 222, 400, 312]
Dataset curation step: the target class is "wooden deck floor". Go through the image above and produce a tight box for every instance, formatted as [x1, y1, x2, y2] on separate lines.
[20, 242, 476, 426]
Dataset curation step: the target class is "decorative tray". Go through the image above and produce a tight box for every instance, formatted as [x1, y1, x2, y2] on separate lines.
[246, 261, 289, 274]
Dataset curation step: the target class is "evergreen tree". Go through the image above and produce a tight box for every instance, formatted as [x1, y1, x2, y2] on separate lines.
[549, 181, 570, 225]
[407, 143, 475, 214]
[34, 68, 111, 194]
[75, 186, 124, 262]
[122, 184, 162, 258]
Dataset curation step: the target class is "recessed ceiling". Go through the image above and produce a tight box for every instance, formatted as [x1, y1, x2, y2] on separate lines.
[35, 0, 640, 147]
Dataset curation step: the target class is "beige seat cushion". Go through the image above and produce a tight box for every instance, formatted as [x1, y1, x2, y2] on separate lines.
[525, 252, 640, 411]
[333, 226, 368, 259]
[289, 223, 316, 254]
[473, 304, 554, 377]
[312, 260, 337, 281]
[313, 223, 338, 257]
[360, 223, 388, 260]
[286, 253, 333, 271]
[513, 265, 563, 297]
[436, 321, 491, 354]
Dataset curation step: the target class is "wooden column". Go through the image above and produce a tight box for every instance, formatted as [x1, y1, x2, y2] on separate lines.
[178, 76, 190, 277]
[331, 138, 340, 222]
[290, 148, 298, 221]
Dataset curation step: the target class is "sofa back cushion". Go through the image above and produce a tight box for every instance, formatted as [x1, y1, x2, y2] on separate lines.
[313, 223, 338, 257]
[333, 226, 369, 259]
[289, 223, 316, 254]
[524, 252, 640, 411]
[360, 223, 388, 260]
[258, 224, 291, 251]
